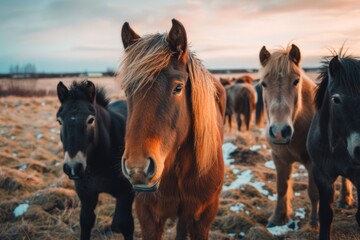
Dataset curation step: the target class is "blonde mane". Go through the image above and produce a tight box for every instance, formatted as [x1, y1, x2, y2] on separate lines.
[119, 32, 220, 175]
[259, 45, 301, 80]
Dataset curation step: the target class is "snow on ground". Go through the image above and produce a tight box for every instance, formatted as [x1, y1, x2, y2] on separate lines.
[222, 142, 238, 166]
[295, 208, 306, 219]
[230, 202, 245, 213]
[13, 203, 29, 218]
[264, 160, 275, 170]
[266, 219, 300, 236]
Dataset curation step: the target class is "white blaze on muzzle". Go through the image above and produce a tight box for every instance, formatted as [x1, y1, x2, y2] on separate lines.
[347, 132, 360, 159]
[64, 151, 87, 174]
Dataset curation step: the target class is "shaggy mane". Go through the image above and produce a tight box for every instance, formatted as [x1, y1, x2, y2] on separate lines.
[315, 50, 360, 110]
[119, 32, 220, 175]
[68, 80, 109, 107]
[259, 45, 301, 80]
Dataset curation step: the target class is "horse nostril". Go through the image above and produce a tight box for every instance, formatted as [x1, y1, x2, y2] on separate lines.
[281, 125, 292, 139]
[147, 157, 156, 179]
[269, 126, 276, 138]
[63, 163, 71, 175]
[121, 158, 130, 177]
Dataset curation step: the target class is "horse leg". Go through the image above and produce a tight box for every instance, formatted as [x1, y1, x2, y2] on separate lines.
[188, 199, 219, 240]
[313, 164, 335, 240]
[175, 218, 188, 240]
[267, 158, 293, 227]
[304, 162, 319, 228]
[135, 198, 165, 240]
[235, 113, 241, 131]
[337, 177, 353, 208]
[77, 191, 99, 240]
[111, 193, 135, 240]
[228, 113, 232, 130]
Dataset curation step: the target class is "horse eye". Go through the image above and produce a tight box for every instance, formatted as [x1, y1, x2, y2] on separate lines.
[261, 81, 267, 88]
[331, 95, 341, 104]
[293, 79, 299, 86]
[87, 117, 95, 125]
[173, 85, 183, 95]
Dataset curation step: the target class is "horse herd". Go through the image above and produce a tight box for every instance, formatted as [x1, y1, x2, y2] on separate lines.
[55, 19, 360, 240]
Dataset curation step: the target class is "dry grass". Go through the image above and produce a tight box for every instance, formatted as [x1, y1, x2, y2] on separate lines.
[1, 77, 360, 239]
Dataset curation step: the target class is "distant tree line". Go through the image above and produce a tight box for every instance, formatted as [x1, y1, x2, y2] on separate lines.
[9, 63, 37, 75]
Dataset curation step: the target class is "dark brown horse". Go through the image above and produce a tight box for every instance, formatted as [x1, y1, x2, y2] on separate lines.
[119, 19, 225, 239]
[307, 53, 360, 240]
[226, 83, 256, 131]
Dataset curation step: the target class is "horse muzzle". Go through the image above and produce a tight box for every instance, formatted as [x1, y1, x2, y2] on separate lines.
[122, 157, 158, 191]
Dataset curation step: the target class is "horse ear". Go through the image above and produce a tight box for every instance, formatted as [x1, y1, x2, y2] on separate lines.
[85, 80, 96, 103]
[167, 19, 188, 63]
[57, 81, 68, 103]
[329, 55, 340, 77]
[259, 46, 271, 67]
[121, 22, 140, 49]
[289, 44, 301, 65]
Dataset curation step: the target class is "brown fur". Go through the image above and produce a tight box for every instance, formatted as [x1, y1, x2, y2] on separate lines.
[259, 44, 319, 227]
[119, 19, 225, 239]
[226, 83, 256, 131]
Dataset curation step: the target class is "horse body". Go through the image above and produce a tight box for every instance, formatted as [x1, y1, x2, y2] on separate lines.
[307, 55, 360, 240]
[119, 19, 225, 239]
[259, 44, 320, 227]
[56, 81, 134, 240]
[226, 83, 256, 131]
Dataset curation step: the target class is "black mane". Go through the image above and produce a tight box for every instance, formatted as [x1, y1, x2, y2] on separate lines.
[314, 53, 360, 110]
[68, 80, 109, 107]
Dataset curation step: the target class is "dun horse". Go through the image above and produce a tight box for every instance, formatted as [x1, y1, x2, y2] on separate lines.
[226, 83, 256, 131]
[259, 44, 320, 227]
[307, 53, 360, 240]
[119, 19, 225, 239]
[56, 80, 134, 240]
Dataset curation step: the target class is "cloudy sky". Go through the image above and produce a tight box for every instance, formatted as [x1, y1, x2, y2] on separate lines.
[1, 0, 359, 73]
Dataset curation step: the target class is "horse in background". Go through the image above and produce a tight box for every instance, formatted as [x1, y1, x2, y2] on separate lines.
[307, 53, 360, 240]
[119, 19, 225, 239]
[233, 75, 254, 84]
[226, 83, 256, 131]
[56, 80, 134, 240]
[259, 44, 320, 228]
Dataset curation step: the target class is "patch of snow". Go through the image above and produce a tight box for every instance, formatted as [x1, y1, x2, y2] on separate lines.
[12, 153, 17, 158]
[299, 165, 306, 170]
[245, 210, 250, 215]
[41, 102, 46, 106]
[223, 169, 253, 191]
[36, 133, 43, 139]
[13, 203, 29, 217]
[0, 130, 4, 135]
[256, 206, 261, 210]
[240, 232, 245, 237]
[250, 145, 262, 152]
[230, 202, 244, 213]
[294, 192, 301, 197]
[232, 168, 240, 175]
[18, 165, 27, 171]
[264, 160, 276, 170]
[228, 233, 237, 238]
[50, 129, 60, 134]
[267, 219, 299, 236]
[11, 136, 16, 140]
[259, 128, 266, 135]
[222, 142, 238, 166]
[268, 194, 277, 201]
[292, 172, 308, 178]
[295, 208, 306, 219]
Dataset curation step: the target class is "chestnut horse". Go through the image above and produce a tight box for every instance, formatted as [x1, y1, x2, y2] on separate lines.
[259, 44, 320, 227]
[226, 83, 256, 131]
[307, 53, 360, 240]
[119, 19, 225, 239]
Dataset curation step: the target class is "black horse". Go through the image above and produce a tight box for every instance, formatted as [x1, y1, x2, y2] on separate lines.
[56, 80, 134, 240]
[307, 54, 360, 240]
